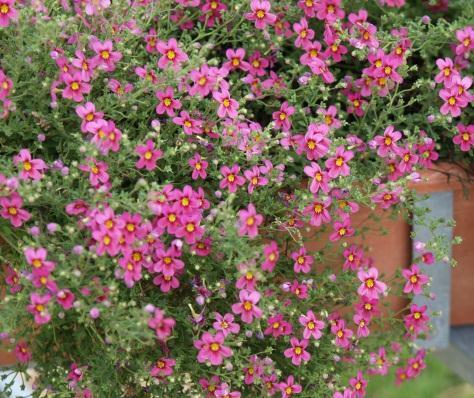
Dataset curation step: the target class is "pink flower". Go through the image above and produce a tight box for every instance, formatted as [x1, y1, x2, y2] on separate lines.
[220, 164, 245, 192]
[333, 389, 355, 398]
[172, 111, 203, 135]
[349, 371, 367, 398]
[89, 37, 122, 72]
[238, 203, 263, 238]
[244, 165, 268, 194]
[0, 192, 31, 227]
[13, 149, 47, 180]
[155, 87, 182, 116]
[439, 86, 468, 117]
[213, 90, 239, 119]
[150, 358, 176, 378]
[223, 48, 250, 72]
[453, 123, 474, 151]
[56, 289, 75, 310]
[194, 332, 233, 365]
[215, 385, 241, 398]
[435, 58, 459, 87]
[84, 0, 110, 15]
[325, 146, 354, 178]
[189, 64, 217, 97]
[329, 217, 354, 242]
[262, 240, 279, 271]
[357, 267, 387, 299]
[189, 153, 208, 180]
[279, 375, 302, 398]
[62, 72, 91, 102]
[284, 338, 311, 366]
[27, 293, 52, 325]
[315, 0, 345, 23]
[153, 246, 185, 276]
[213, 312, 240, 336]
[264, 313, 293, 337]
[354, 313, 370, 338]
[245, 0, 276, 30]
[402, 264, 429, 295]
[304, 162, 330, 194]
[135, 140, 163, 171]
[293, 18, 314, 48]
[303, 198, 332, 227]
[148, 308, 176, 340]
[88, 119, 122, 155]
[0, 0, 18, 27]
[156, 38, 188, 70]
[331, 319, 353, 348]
[373, 125, 402, 157]
[231, 289, 263, 323]
[371, 187, 401, 209]
[272, 101, 295, 131]
[295, 123, 331, 160]
[455, 26, 474, 56]
[76, 102, 104, 133]
[299, 310, 325, 340]
[14, 341, 32, 363]
[291, 247, 313, 273]
[343, 245, 364, 271]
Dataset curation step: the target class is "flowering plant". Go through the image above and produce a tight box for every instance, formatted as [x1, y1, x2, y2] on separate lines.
[0, 0, 471, 397]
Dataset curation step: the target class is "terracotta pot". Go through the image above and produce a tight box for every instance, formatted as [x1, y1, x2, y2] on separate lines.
[412, 163, 474, 325]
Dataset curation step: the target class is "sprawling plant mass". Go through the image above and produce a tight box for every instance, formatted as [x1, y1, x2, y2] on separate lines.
[0, 0, 472, 397]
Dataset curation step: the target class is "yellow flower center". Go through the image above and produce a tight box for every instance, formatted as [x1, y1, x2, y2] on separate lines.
[223, 99, 230, 108]
[307, 321, 315, 329]
[384, 137, 392, 145]
[127, 263, 134, 271]
[8, 207, 17, 215]
[337, 330, 344, 338]
[410, 275, 418, 284]
[168, 214, 176, 222]
[294, 347, 302, 355]
[243, 301, 253, 311]
[101, 50, 110, 60]
[198, 76, 207, 86]
[210, 342, 220, 352]
[167, 50, 176, 60]
[307, 140, 316, 150]
[35, 304, 44, 312]
[462, 133, 470, 141]
[71, 82, 80, 91]
[144, 151, 153, 160]
[335, 157, 344, 167]
[103, 235, 111, 245]
[186, 223, 195, 232]
[366, 278, 375, 288]
[0, 4, 9, 14]
[163, 97, 172, 106]
[246, 216, 255, 226]
[339, 227, 346, 236]
[164, 257, 172, 264]
[256, 9, 265, 19]
[384, 66, 392, 75]
[448, 96, 456, 105]
[23, 161, 32, 171]
[232, 58, 240, 66]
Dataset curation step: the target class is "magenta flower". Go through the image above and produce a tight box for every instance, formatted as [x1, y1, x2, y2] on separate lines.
[156, 38, 188, 70]
[27, 293, 52, 325]
[0, 192, 31, 227]
[189, 153, 208, 180]
[231, 289, 263, 323]
[434, 58, 459, 86]
[223, 48, 250, 71]
[213, 312, 240, 336]
[89, 37, 122, 72]
[56, 289, 75, 310]
[333, 388, 355, 398]
[299, 310, 325, 340]
[439, 86, 468, 117]
[303, 198, 332, 227]
[343, 245, 364, 271]
[135, 140, 163, 171]
[155, 87, 182, 116]
[279, 375, 302, 398]
[295, 123, 330, 160]
[148, 308, 176, 341]
[244, 165, 268, 194]
[84, 0, 110, 15]
[329, 217, 354, 242]
[172, 110, 203, 135]
[13, 149, 47, 181]
[331, 319, 353, 348]
[24, 247, 56, 273]
[349, 371, 367, 398]
[14, 342, 32, 363]
[284, 337, 311, 366]
[455, 26, 474, 56]
[272, 101, 295, 131]
[291, 246, 313, 274]
[76, 102, 103, 133]
[262, 240, 279, 271]
[0, 0, 18, 27]
[175, 214, 204, 244]
[402, 264, 429, 295]
[213, 90, 239, 119]
[153, 246, 185, 276]
[62, 72, 91, 102]
[304, 162, 330, 194]
[189, 64, 217, 97]
[326, 146, 354, 178]
[315, 0, 345, 22]
[238, 203, 263, 238]
[219, 164, 245, 193]
[194, 332, 233, 365]
[453, 123, 474, 151]
[357, 267, 387, 299]
[371, 187, 401, 209]
[293, 18, 314, 48]
[245, 0, 276, 30]
[264, 313, 293, 337]
[354, 313, 370, 338]
[150, 358, 176, 378]
[373, 125, 402, 157]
